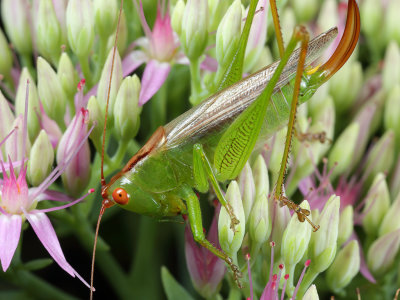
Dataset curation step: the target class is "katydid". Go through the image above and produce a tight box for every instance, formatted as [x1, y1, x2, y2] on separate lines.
[90, 0, 360, 296]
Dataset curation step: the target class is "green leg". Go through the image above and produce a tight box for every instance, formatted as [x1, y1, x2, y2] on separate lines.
[179, 185, 243, 287]
[193, 143, 239, 232]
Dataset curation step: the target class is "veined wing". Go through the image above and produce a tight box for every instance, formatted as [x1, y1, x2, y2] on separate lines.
[163, 27, 338, 149]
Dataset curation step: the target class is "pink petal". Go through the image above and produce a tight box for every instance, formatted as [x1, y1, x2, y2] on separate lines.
[24, 210, 91, 288]
[0, 214, 22, 271]
[139, 60, 170, 106]
[122, 50, 147, 77]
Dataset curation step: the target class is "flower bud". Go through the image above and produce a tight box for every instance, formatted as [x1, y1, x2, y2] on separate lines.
[328, 122, 359, 180]
[97, 47, 123, 126]
[384, 84, 400, 147]
[36, 103, 62, 149]
[329, 61, 363, 114]
[269, 201, 291, 258]
[180, 0, 208, 60]
[5, 115, 31, 163]
[281, 200, 312, 289]
[326, 240, 360, 292]
[36, 0, 62, 65]
[363, 130, 395, 186]
[57, 110, 91, 197]
[382, 41, 400, 94]
[94, 0, 118, 39]
[244, 0, 267, 73]
[37, 57, 67, 124]
[309, 195, 340, 273]
[0, 29, 13, 78]
[249, 193, 270, 246]
[27, 130, 54, 186]
[268, 127, 287, 182]
[1, 0, 33, 55]
[337, 205, 353, 246]
[57, 53, 79, 98]
[208, 0, 230, 33]
[114, 75, 141, 141]
[52, 0, 68, 46]
[66, 0, 94, 58]
[218, 181, 245, 257]
[280, 8, 296, 49]
[171, 0, 185, 36]
[367, 229, 400, 276]
[216, 0, 241, 69]
[238, 162, 255, 222]
[292, 0, 318, 22]
[0, 91, 14, 159]
[360, 0, 383, 38]
[303, 284, 319, 300]
[252, 154, 269, 199]
[379, 191, 400, 237]
[15, 69, 40, 142]
[383, 0, 400, 45]
[107, 10, 128, 56]
[362, 173, 390, 237]
[87, 96, 104, 142]
[317, 0, 338, 32]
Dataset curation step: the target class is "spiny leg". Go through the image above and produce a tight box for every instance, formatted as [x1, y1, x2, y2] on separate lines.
[269, 0, 285, 58]
[193, 144, 239, 232]
[180, 185, 243, 287]
[272, 26, 320, 232]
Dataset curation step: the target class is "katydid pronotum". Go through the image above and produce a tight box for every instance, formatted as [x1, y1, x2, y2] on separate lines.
[90, 0, 360, 296]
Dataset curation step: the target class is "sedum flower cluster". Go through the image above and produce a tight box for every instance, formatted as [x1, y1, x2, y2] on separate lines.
[0, 0, 398, 299]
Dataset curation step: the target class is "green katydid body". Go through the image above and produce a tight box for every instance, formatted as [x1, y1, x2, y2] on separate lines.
[103, 28, 338, 218]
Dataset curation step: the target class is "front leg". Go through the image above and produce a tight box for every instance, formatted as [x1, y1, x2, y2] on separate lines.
[193, 143, 239, 232]
[179, 185, 243, 288]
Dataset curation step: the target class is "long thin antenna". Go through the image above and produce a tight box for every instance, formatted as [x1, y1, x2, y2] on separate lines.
[91, 1, 124, 299]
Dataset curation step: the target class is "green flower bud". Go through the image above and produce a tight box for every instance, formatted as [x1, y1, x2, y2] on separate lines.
[216, 0, 241, 69]
[269, 201, 291, 258]
[114, 75, 141, 141]
[171, 0, 185, 36]
[383, 0, 400, 45]
[269, 127, 287, 182]
[280, 8, 296, 48]
[292, 0, 319, 22]
[87, 96, 104, 142]
[337, 205, 353, 247]
[94, 0, 118, 39]
[208, 0, 229, 33]
[1, 0, 33, 55]
[367, 229, 400, 276]
[252, 154, 269, 199]
[328, 122, 359, 180]
[218, 181, 245, 258]
[15, 68, 40, 142]
[384, 85, 400, 150]
[57, 53, 79, 98]
[317, 0, 338, 32]
[37, 57, 67, 124]
[303, 284, 319, 300]
[36, 0, 62, 65]
[363, 130, 395, 186]
[379, 191, 400, 237]
[5, 115, 31, 163]
[382, 41, 400, 94]
[238, 162, 255, 222]
[0, 29, 13, 79]
[27, 130, 54, 186]
[66, 0, 94, 58]
[330, 61, 363, 114]
[180, 0, 208, 60]
[107, 10, 128, 56]
[249, 193, 270, 246]
[360, 0, 383, 38]
[362, 173, 390, 237]
[326, 240, 360, 292]
[97, 47, 123, 126]
[309, 195, 340, 273]
[0, 91, 14, 160]
[281, 200, 312, 292]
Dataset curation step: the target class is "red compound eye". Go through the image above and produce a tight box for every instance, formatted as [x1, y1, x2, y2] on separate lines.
[112, 188, 129, 205]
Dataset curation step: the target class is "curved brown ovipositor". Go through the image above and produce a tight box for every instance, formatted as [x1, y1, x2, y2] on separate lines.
[320, 0, 360, 81]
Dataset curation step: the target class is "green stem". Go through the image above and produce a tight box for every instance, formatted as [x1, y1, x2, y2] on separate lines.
[189, 58, 202, 105]
[111, 140, 129, 167]
[295, 266, 319, 299]
[94, 37, 109, 82]
[4, 269, 78, 300]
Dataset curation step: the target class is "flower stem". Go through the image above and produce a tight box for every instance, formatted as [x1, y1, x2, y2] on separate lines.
[189, 58, 202, 105]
